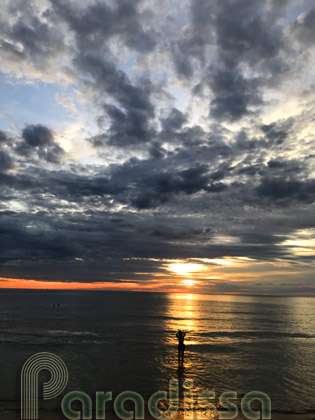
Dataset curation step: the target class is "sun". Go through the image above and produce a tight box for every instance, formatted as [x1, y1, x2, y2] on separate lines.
[181, 279, 196, 287]
[168, 262, 204, 276]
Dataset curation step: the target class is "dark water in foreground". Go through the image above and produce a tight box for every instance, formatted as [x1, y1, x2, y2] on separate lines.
[0, 290, 314, 414]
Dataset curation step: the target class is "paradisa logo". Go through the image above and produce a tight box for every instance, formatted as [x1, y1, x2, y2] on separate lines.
[21, 352, 271, 420]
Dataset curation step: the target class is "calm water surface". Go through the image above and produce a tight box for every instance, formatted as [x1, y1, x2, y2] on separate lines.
[0, 290, 314, 414]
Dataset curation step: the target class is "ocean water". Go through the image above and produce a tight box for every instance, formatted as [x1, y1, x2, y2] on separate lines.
[0, 290, 314, 415]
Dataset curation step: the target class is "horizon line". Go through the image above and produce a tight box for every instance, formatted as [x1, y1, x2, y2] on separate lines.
[0, 287, 314, 298]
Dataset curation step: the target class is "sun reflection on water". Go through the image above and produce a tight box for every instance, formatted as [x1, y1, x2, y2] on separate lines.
[160, 293, 220, 419]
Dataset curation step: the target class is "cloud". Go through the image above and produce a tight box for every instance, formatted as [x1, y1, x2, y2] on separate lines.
[73, 53, 156, 147]
[171, 42, 194, 79]
[213, 0, 285, 66]
[0, 150, 14, 171]
[0, 130, 10, 144]
[291, 7, 315, 46]
[173, 0, 290, 121]
[22, 124, 53, 147]
[50, 0, 157, 53]
[96, 104, 155, 147]
[0, 1, 68, 80]
[0, 211, 76, 266]
[162, 108, 187, 131]
[261, 119, 292, 145]
[0, 0, 314, 293]
[47, 0, 159, 148]
[129, 163, 226, 209]
[256, 178, 315, 203]
[209, 67, 262, 120]
[0, 130, 15, 172]
[18, 124, 65, 163]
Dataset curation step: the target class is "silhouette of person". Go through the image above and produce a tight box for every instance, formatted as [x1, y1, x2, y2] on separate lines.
[176, 330, 186, 364]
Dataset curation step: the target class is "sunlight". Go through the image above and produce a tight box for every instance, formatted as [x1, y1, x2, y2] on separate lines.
[181, 279, 196, 287]
[168, 262, 204, 276]
[281, 230, 315, 256]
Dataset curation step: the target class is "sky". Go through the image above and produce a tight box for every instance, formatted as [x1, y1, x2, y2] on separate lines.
[0, 0, 315, 294]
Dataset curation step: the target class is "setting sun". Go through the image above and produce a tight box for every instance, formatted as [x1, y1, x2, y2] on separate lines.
[181, 279, 196, 287]
[167, 262, 204, 276]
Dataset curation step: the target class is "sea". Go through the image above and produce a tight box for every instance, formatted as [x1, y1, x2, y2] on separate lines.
[0, 290, 314, 417]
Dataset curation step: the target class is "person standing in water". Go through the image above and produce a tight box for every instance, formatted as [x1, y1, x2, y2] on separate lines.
[176, 330, 186, 364]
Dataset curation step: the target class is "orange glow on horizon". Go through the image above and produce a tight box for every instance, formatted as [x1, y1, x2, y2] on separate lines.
[0, 276, 314, 296]
[0, 277, 140, 290]
[0, 276, 199, 292]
